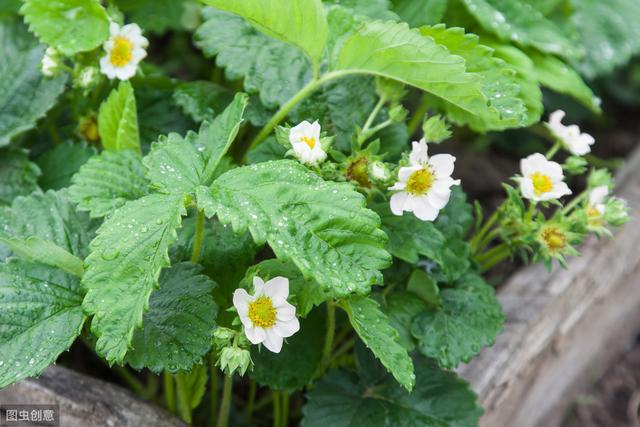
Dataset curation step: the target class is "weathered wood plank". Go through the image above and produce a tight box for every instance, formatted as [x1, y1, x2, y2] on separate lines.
[458, 146, 640, 427]
[0, 365, 186, 427]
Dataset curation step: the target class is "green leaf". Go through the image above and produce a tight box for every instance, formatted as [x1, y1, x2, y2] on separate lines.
[434, 186, 473, 240]
[201, 0, 328, 66]
[20, 0, 109, 56]
[69, 150, 149, 218]
[407, 269, 441, 306]
[125, 263, 217, 373]
[143, 94, 247, 194]
[419, 25, 536, 130]
[0, 190, 92, 258]
[98, 81, 141, 153]
[0, 236, 84, 277]
[459, 0, 579, 59]
[302, 356, 482, 427]
[324, 0, 399, 20]
[340, 296, 414, 391]
[0, 259, 84, 388]
[411, 272, 504, 369]
[195, 8, 312, 109]
[383, 291, 425, 351]
[334, 21, 515, 131]
[571, 0, 640, 78]
[82, 193, 186, 363]
[0, 148, 40, 205]
[392, 0, 448, 27]
[113, 0, 196, 34]
[251, 306, 325, 391]
[528, 51, 601, 113]
[173, 81, 234, 123]
[242, 259, 325, 317]
[0, 19, 67, 146]
[200, 160, 390, 297]
[36, 142, 96, 191]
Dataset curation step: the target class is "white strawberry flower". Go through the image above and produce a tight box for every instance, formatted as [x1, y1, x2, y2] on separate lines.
[289, 120, 326, 166]
[99, 22, 148, 81]
[588, 185, 609, 216]
[233, 276, 300, 353]
[389, 139, 460, 221]
[519, 153, 572, 201]
[545, 110, 595, 156]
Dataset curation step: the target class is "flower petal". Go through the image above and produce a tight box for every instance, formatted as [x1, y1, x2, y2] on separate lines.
[412, 196, 439, 221]
[264, 276, 289, 302]
[429, 154, 456, 178]
[233, 288, 252, 317]
[253, 276, 265, 294]
[275, 302, 296, 321]
[589, 186, 609, 205]
[263, 330, 284, 353]
[409, 139, 429, 165]
[275, 317, 300, 338]
[244, 325, 266, 344]
[390, 192, 408, 215]
[519, 178, 535, 200]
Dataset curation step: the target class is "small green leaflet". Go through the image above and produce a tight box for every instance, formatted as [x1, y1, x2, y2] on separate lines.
[173, 80, 234, 123]
[125, 263, 217, 374]
[175, 364, 208, 424]
[20, 0, 109, 56]
[0, 19, 66, 146]
[0, 148, 40, 205]
[201, 0, 328, 67]
[250, 306, 326, 391]
[411, 272, 504, 369]
[36, 142, 96, 191]
[82, 193, 186, 364]
[241, 259, 325, 317]
[69, 150, 150, 218]
[0, 236, 84, 277]
[195, 8, 312, 109]
[340, 296, 415, 391]
[199, 160, 391, 297]
[392, 0, 447, 26]
[334, 21, 511, 131]
[459, 0, 579, 59]
[383, 291, 426, 351]
[0, 260, 85, 388]
[98, 81, 141, 153]
[301, 356, 482, 427]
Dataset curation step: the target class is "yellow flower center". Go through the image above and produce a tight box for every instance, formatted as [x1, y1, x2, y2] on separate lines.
[248, 296, 277, 328]
[587, 206, 604, 226]
[110, 36, 133, 67]
[541, 227, 566, 252]
[406, 168, 434, 195]
[530, 172, 553, 196]
[300, 136, 316, 149]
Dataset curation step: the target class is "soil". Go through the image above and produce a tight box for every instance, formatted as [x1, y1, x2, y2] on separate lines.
[562, 335, 640, 427]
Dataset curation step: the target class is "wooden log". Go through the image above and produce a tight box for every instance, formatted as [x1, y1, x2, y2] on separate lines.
[458, 146, 640, 427]
[0, 365, 186, 427]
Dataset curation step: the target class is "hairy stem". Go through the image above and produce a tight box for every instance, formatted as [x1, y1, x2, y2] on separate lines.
[245, 70, 356, 157]
[217, 375, 233, 427]
[210, 357, 218, 427]
[406, 93, 429, 137]
[281, 392, 290, 427]
[476, 243, 511, 271]
[190, 209, 205, 263]
[113, 365, 145, 396]
[175, 374, 192, 423]
[469, 209, 500, 254]
[272, 391, 281, 427]
[545, 141, 561, 159]
[317, 300, 336, 376]
[246, 380, 257, 426]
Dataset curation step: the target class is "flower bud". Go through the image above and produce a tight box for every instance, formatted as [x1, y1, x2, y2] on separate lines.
[604, 198, 630, 226]
[213, 327, 236, 348]
[563, 156, 588, 175]
[369, 161, 390, 182]
[75, 66, 100, 89]
[422, 115, 452, 144]
[41, 47, 61, 77]
[216, 346, 252, 376]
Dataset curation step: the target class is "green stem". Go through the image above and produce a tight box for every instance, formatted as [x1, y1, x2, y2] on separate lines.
[272, 391, 281, 427]
[113, 366, 145, 396]
[358, 96, 387, 145]
[585, 154, 623, 170]
[245, 70, 356, 157]
[407, 93, 429, 137]
[190, 209, 205, 263]
[475, 243, 511, 271]
[209, 359, 218, 427]
[217, 375, 233, 427]
[545, 141, 561, 159]
[562, 190, 588, 215]
[318, 300, 336, 376]
[281, 392, 289, 427]
[175, 374, 192, 424]
[525, 201, 537, 223]
[474, 228, 501, 255]
[332, 338, 355, 360]
[245, 380, 257, 426]
[164, 372, 176, 415]
[469, 209, 500, 253]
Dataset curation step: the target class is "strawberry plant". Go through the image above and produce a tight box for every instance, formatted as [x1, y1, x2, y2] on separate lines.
[0, 0, 636, 426]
